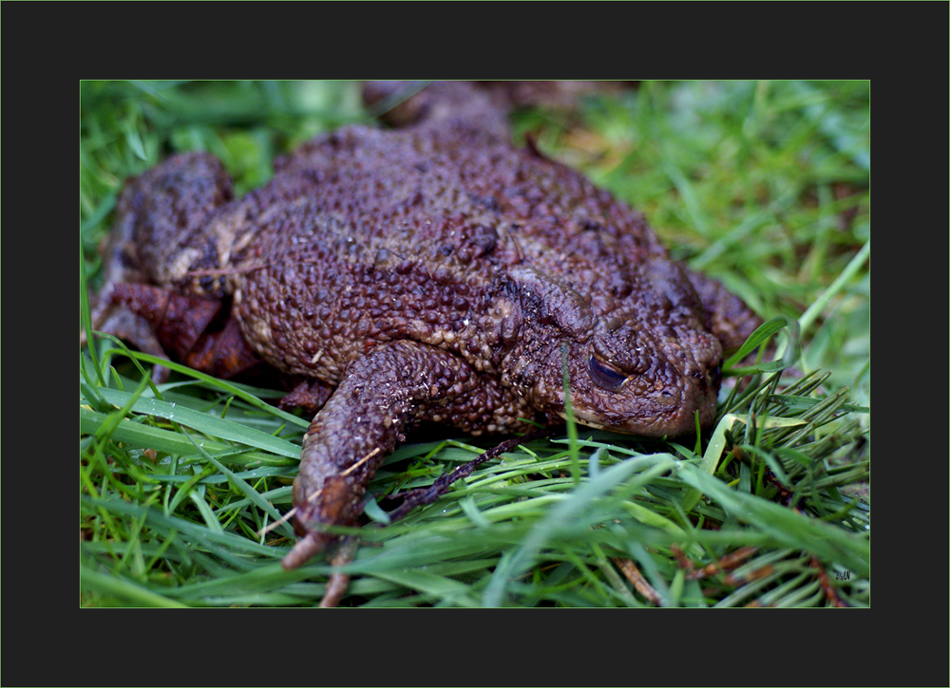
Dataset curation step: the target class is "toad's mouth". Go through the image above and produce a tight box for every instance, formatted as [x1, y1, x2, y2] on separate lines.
[561, 405, 707, 438]
[561, 372, 718, 439]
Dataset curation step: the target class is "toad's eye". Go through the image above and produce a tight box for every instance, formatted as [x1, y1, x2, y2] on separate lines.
[588, 354, 628, 393]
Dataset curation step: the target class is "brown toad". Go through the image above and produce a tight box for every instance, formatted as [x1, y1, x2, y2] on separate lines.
[90, 81, 761, 582]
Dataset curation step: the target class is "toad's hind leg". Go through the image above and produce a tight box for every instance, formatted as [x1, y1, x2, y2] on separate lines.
[113, 152, 236, 292]
[86, 153, 239, 379]
[93, 152, 235, 302]
[282, 340, 535, 573]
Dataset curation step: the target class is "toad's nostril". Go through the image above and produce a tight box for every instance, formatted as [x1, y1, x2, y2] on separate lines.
[653, 387, 679, 407]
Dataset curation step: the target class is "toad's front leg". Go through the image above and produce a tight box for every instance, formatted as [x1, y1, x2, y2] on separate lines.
[281, 340, 530, 571]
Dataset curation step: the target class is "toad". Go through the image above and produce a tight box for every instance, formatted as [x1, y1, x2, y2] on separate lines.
[89, 81, 762, 596]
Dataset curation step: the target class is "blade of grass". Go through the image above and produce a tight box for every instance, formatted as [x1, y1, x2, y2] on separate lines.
[80, 565, 189, 608]
[79, 407, 294, 467]
[483, 454, 677, 606]
[676, 464, 869, 576]
[89, 386, 300, 459]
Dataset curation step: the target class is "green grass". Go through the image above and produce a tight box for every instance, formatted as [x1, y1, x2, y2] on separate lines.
[80, 80, 870, 607]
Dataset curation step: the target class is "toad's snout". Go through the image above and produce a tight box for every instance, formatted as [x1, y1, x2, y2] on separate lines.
[560, 335, 723, 439]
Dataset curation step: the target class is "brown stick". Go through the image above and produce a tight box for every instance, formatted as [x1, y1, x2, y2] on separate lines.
[383, 428, 558, 523]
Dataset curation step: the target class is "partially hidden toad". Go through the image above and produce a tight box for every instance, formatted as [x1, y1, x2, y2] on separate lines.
[89, 81, 763, 598]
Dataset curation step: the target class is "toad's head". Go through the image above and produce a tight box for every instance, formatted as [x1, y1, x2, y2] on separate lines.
[501, 259, 724, 438]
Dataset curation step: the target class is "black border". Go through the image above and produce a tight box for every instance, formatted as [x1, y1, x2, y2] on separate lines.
[3, 1, 944, 686]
